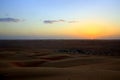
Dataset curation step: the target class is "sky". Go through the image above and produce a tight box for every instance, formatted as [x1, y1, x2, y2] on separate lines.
[0, 0, 120, 39]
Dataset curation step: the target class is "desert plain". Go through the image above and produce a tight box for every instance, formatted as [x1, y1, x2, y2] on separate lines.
[0, 40, 120, 80]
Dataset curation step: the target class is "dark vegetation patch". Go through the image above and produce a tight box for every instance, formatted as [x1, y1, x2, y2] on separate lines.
[57, 48, 120, 56]
[57, 48, 85, 54]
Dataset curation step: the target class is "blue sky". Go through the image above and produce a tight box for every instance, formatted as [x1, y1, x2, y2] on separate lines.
[0, 0, 120, 39]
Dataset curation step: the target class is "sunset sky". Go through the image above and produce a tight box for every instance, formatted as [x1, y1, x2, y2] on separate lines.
[0, 0, 120, 39]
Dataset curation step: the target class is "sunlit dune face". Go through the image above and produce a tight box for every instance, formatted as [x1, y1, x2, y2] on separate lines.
[72, 21, 119, 39]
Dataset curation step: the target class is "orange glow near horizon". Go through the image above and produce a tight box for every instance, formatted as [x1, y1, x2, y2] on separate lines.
[68, 20, 119, 39]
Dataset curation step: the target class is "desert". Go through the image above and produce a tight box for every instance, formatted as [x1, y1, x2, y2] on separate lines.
[0, 40, 120, 80]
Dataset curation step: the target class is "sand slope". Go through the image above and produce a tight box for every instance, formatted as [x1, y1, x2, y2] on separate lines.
[0, 40, 120, 80]
[0, 55, 120, 80]
[0, 67, 120, 80]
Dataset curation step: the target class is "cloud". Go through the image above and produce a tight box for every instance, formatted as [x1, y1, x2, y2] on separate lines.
[43, 19, 66, 24]
[0, 18, 22, 22]
[43, 19, 79, 24]
[59, 19, 66, 22]
[44, 20, 58, 24]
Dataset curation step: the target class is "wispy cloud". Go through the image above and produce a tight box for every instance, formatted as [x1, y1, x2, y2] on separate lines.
[44, 20, 58, 24]
[0, 18, 22, 22]
[43, 19, 79, 24]
[43, 19, 66, 24]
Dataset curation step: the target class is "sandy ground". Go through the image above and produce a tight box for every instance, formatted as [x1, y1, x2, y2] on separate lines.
[0, 40, 120, 80]
[0, 52, 120, 80]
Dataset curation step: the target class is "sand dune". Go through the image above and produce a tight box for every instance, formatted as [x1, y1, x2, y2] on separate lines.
[0, 55, 120, 80]
[41, 57, 105, 68]
[0, 67, 120, 80]
[0, 40, 120, 80]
